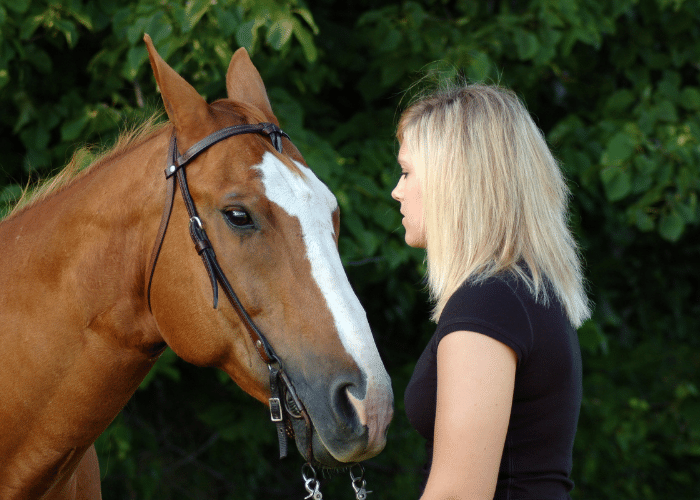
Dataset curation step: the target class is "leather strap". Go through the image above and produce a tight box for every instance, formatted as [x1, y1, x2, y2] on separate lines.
[146, 135, 178, 312]
[269, 363, 289, 458]
[166, 123, 289, 178]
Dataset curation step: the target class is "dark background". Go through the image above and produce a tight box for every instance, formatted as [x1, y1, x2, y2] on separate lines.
[1, 0, 698, 498]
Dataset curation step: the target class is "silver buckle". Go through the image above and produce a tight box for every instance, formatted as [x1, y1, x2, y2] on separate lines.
[189, 216, 203, 230]
[269, 397, 283, 422]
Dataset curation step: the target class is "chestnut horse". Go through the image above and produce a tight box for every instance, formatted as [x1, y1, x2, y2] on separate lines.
[0, 35, 393, 499]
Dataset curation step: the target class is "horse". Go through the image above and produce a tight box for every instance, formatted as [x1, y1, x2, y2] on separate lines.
[0, 34, 394, 499]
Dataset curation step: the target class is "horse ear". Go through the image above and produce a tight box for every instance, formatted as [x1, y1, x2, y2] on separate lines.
[144, 34, 209, 143]
[226, 48, 279, 125]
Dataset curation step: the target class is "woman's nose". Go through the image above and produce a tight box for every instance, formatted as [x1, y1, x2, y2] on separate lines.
[391, 179, 403, 202]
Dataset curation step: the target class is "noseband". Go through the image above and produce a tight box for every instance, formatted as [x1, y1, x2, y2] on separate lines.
[146, 122, 312, 461]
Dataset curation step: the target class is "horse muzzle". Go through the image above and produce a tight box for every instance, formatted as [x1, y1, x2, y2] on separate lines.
[277, 368, 393, 468]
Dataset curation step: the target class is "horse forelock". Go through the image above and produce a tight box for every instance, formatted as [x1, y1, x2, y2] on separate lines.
[4, 114, 167, 220]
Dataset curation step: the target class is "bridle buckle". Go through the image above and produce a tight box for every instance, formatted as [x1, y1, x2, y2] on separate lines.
[269, 397, 284, 422]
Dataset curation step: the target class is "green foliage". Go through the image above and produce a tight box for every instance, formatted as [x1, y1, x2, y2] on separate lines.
[0, 0, 317, 180]
[2, 0, 699, 498]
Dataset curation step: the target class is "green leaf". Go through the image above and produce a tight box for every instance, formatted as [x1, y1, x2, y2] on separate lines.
[605, 89, 636, 113]
[2, 0, 30, 14]
[514, 29, 539, 60]
[679, 87, 700, 110]
[292, 19, 317, 62]
[547, 114, 584, 144]
[19, 13, 43, 40]
[677, 193, 698, 223]
[658, 209, 685, 241]
[60, 112, 90, 142]
[294, 7, 319, 34]
[69, 6, 94, 31]
[19, 124, 51, 151]
[212, 39, 233, 68]
[654, 99, 678, 122]
[126, 15, 150, 45]
[630, 207, 655, 232]
[213, 6, 241, 37]
[578, 320, 609, 355]
[628, 397, 650, 411]
[182, 0, 212, 33]
[266, 16, 294, 50]
[633, 155, 657, 176]
[344, 213, 367, 242]
[600, 165, 632, 202]
[121, 45, 147, 80]
[535, 28, 562, 64]
[12, 96, 34, 134]
[674, 381, 699, 400]
[349, 173, 384, 198]
[602, 131, 638, 166]
[53, 18, 79, 48]
[658, 70, 681, 101]
[145, 12, 173, 45]
[466, 50, 491, 82]
[564, 150, 592, 176]
[235, 20, 257, 52]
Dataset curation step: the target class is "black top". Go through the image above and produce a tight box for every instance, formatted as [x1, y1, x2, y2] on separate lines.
[404, 273, 582, 499]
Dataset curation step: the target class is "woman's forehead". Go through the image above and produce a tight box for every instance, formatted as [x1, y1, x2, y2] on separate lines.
[397, 142, 413, 166]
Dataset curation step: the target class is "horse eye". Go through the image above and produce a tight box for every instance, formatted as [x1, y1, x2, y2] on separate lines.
[224, 209, 254, 228]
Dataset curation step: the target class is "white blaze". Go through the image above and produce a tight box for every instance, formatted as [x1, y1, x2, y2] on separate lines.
[254, 153, 392, 415]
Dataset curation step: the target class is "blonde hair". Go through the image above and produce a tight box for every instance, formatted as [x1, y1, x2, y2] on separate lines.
[397, 83, 590, 327]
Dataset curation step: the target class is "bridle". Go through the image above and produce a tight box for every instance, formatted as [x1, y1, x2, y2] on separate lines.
[145, 121, 312, 461]
[145, 121, 377, 499]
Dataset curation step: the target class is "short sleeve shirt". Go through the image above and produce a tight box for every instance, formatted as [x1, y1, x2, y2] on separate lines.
[404, 273, 582, 499]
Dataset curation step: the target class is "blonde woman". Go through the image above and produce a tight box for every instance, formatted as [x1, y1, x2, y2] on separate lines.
[393, 83, 590, 500]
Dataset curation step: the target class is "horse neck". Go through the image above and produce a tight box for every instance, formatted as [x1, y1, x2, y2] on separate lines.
[0, 129, 170, 465]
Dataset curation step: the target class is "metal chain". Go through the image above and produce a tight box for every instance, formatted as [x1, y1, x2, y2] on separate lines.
[302, 463, 323, 499]
[350, 464, 372, 500]
[300, 463, 374, 500]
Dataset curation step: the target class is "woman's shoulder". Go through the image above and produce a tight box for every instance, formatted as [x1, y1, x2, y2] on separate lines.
[436, 273, 534, 358]
[441, 273, 527, 322]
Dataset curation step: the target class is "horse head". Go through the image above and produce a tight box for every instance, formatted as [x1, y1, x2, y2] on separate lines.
[143, 35, 393, 467]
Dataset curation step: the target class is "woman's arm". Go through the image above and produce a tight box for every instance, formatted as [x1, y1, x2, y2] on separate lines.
[421, 331, 517, 500]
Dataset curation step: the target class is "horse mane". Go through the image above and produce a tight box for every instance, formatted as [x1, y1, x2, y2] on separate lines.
[5, 113, 167, 220]
[5, 100, 290, 221]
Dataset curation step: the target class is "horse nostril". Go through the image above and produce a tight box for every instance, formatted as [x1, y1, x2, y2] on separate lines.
[330, 379, 368, 431]
[308, 372, 392, 464]
[346, 388, 371, 429]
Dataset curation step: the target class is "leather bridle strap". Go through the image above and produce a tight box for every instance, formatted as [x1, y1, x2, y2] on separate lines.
[146, 134, 177, 313]
[170, 122, 288, 169]
[146, 122, 308, 461]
